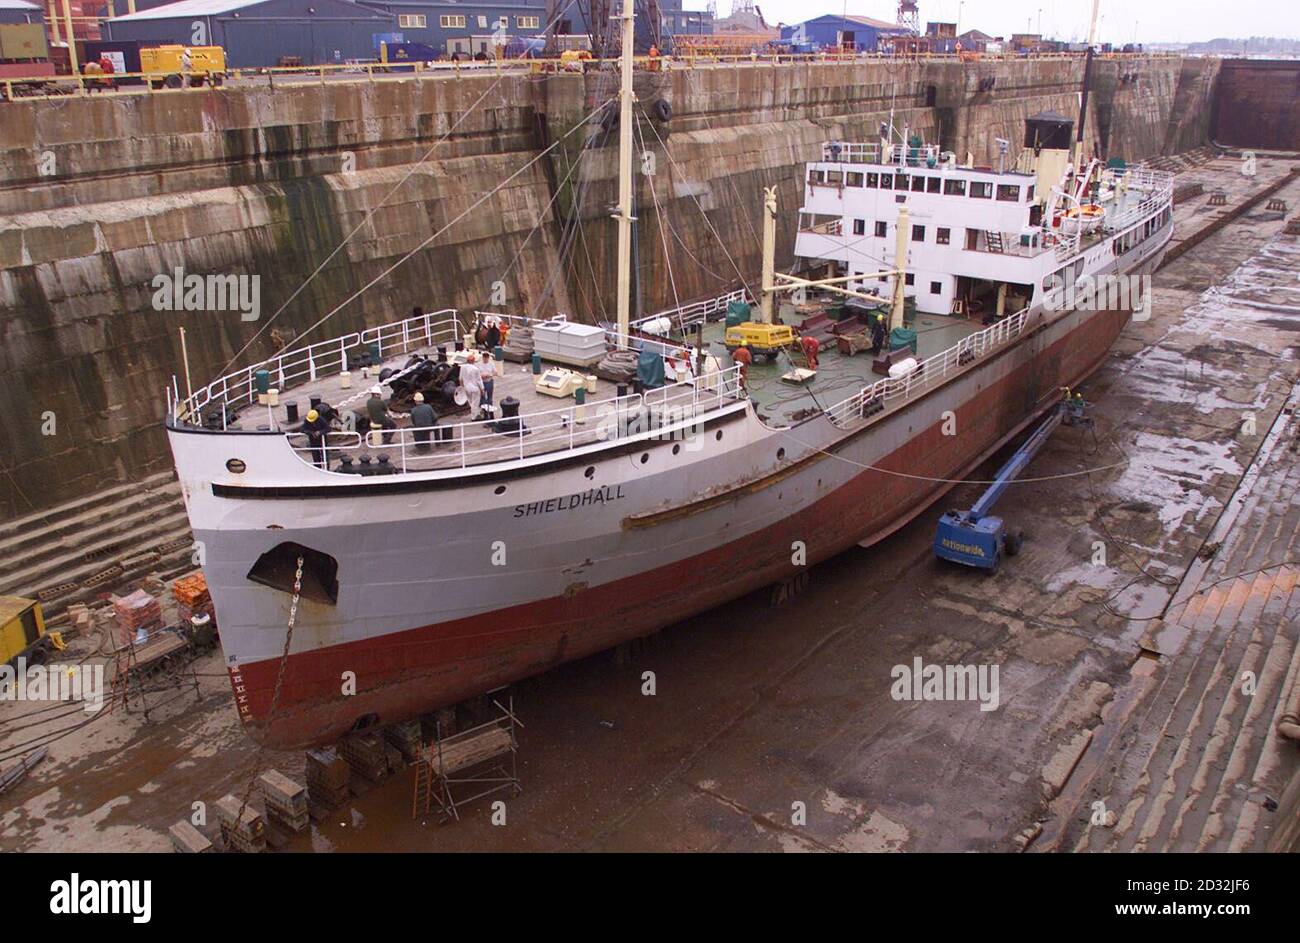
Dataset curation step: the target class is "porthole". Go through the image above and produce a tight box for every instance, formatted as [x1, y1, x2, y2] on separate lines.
[585, 466, 595, 478]
[226, 458, 247, 474]
[672, 444, 681, 455]
[715, 430, 723, 441]
[777, 448, 786, 461]
[640, 453, 649, 464]
[494, 485, 507, 495]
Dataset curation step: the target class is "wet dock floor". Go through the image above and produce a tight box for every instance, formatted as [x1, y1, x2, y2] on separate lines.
[3, 156, 1299, 853]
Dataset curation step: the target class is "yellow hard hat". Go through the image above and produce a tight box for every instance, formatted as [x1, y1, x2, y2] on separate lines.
[306, 409, 319, 421]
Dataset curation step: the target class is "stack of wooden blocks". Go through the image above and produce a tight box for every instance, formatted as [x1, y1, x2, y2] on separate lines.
[113, 590, 162, 645]
[340, 732, 390, 783]
[305, 747, 351, 818]
[258, 770, 309, 834]
[216, 794, 266, 853]
[167, 820, 214, 853]
[64, 604, 93, 641]
[384, 719, 423, 764]
[172, 573, 215, 627]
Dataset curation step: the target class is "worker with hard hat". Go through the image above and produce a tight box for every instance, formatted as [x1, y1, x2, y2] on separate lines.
[458, 352, 486, 420]
[302, 408, 332, 468]
[409, 392, 438, 453]
[365, 388, 397, 444]
[731, 343, 752, 387]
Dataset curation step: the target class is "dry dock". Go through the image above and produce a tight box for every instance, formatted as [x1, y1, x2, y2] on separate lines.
[2, 153, 1299, 853]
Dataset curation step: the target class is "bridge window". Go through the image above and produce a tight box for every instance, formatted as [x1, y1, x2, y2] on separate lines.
[809, 169, 824, 185]
[937, 227, 951, 245]
[912, 224, 926, 242]
[996, 184, 1021, 202]
[847, 172, 864, 187]
[827, 170, 843, 185]
[911, 175, 926, 192]
[853, 218, 866, 235]
[930, 281, 942, 294]
[944, 178, 966, 196]
[879, 173, 893, 188]
[970, 181, 993, 199]
[875, 221, 887, 237]
[865, 172, 879, 188]
[895, 174, 910, 191]
[927, 177, 941, 193]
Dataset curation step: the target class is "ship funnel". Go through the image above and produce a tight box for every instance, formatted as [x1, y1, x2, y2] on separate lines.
[1024, 111, 1074, 206]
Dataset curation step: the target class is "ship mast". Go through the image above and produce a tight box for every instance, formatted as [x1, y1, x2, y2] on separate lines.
[615, 0, 636, 344]
[1072, 0, 1102, 176]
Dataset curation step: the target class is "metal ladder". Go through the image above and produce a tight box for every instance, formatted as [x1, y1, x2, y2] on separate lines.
[985, 231, 1005, 253]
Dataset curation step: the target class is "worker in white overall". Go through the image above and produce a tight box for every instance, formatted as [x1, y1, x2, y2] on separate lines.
[459, 353, 486, 420]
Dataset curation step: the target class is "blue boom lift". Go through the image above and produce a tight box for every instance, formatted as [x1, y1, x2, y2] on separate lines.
[935, 392, 1089, 571]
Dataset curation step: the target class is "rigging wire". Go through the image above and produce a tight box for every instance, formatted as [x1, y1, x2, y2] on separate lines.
[279, 97, 613, 357]
[639, 106, 754, 297]
[635, 117, 682, 315]
[219, 0, 586, 375]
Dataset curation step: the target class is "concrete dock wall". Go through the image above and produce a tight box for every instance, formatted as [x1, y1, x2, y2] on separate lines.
[0, 56, 1222, 515]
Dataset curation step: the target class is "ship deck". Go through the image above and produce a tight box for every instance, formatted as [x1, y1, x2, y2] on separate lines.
[701, 311, 982, 426]
[224, 335, 742, 473]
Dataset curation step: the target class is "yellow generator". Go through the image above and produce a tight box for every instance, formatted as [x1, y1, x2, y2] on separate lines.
[1, 596, 51, 667]
[139, 45, 227, 89]
[724, 322, 797, 361]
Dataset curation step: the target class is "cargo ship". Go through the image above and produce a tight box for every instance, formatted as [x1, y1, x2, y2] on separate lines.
[165, 9, 1173, 748]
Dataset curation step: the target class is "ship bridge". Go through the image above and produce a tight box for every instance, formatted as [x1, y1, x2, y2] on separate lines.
[795, 138, 1173, 321]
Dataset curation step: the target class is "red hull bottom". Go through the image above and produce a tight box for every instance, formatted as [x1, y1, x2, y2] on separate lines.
[232, 308, 1128, 748]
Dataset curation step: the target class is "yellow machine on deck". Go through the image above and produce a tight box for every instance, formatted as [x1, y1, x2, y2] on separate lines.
[1, 596, 53, 667]
[724, 322, 797, 360]
[139, 45, 227, 88]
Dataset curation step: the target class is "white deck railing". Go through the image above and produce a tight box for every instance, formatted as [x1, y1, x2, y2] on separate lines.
[172, 310, 462, 428]
[630, 288, 748, 336]
[1104, 167, 1174, 233]
[824, 309, 1030, 428]
[821, 141, 943, 168]
[285, 365, 745, 473]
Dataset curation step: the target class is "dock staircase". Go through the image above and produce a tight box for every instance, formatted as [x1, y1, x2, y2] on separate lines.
[1060, 396, 1300, 853]
[0, 471, 192, 616]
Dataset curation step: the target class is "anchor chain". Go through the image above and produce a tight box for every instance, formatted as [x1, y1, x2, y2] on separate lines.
[233, 556, 304, 833]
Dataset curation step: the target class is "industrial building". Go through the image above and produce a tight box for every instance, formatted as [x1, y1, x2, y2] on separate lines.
[101, 0, 397, 68]
[0, 0, 42, 24]
[354, 0, 709, 57]
[353, 0, 576, 58]
[100, 0, 708, 66]
[779, 13, 907, 53]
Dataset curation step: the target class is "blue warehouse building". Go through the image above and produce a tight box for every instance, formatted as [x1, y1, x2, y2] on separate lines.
[780, 14, 907, 53]
[101, 0, 710, 66]
[356, 0, 710, 57]
[356, 0, 578, 58]
[102, 0, 398, 68]
[0, 0, 43, 24]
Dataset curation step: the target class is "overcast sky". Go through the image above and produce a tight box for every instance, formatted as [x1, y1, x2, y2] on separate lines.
[699, 0, 1300, 45]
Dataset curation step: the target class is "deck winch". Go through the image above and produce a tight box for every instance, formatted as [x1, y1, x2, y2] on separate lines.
[935, 393, 1089, 571]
